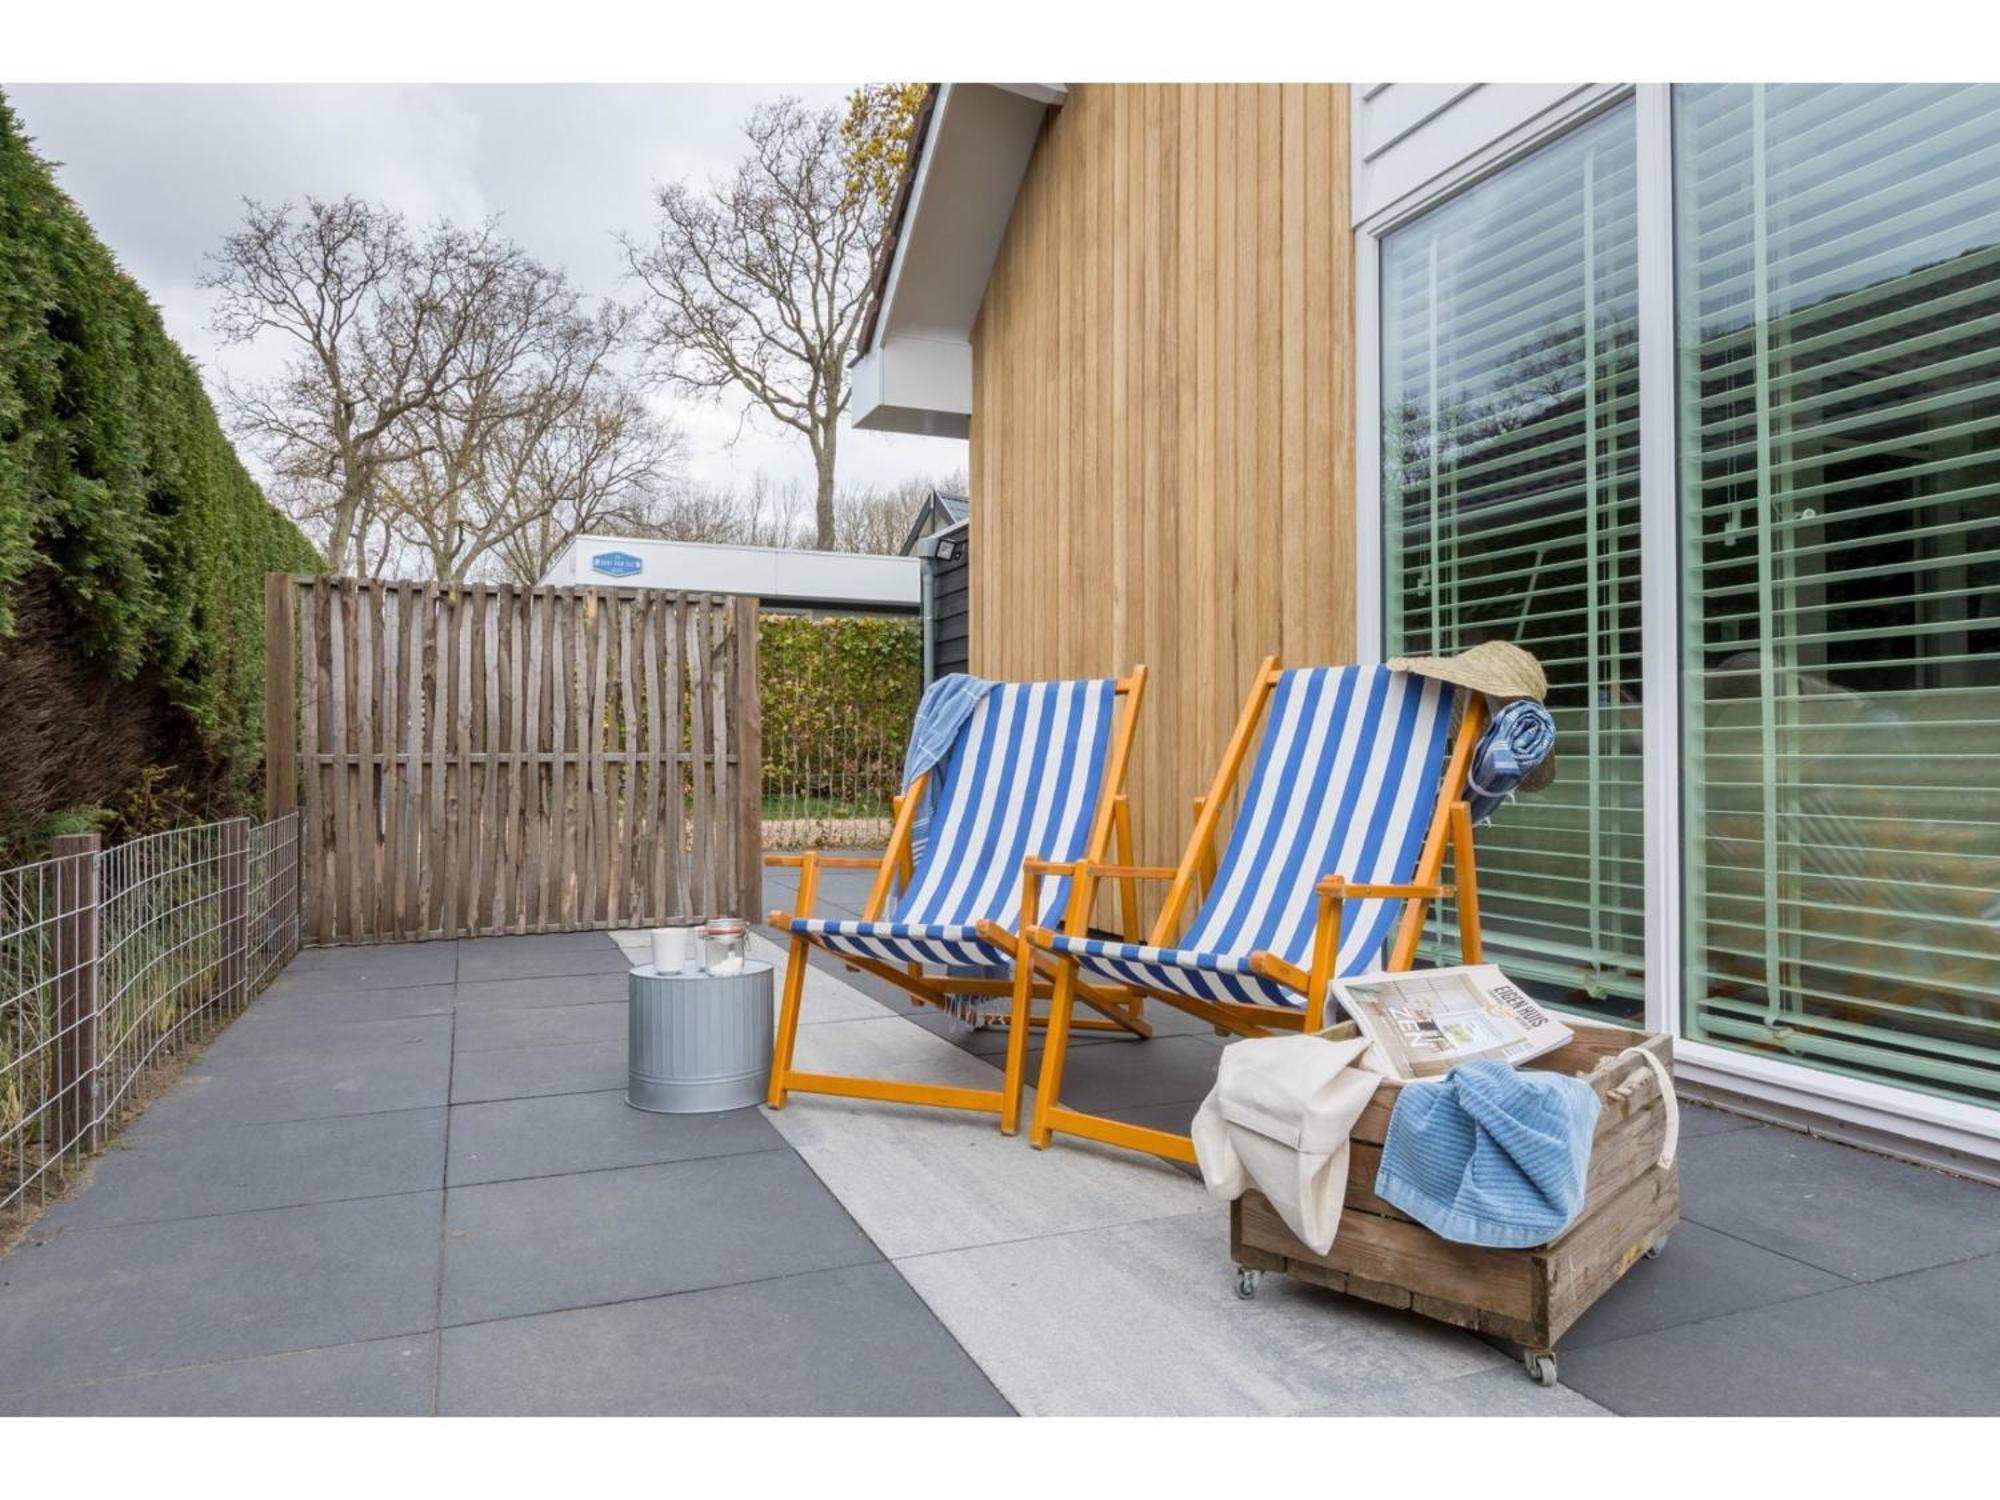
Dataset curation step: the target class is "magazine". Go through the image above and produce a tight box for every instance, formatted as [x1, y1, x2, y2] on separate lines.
[1332, 964, 1573, 1082]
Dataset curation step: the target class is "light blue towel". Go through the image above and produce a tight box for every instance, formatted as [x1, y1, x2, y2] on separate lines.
[901, 673, 997, 867]
[1374, 1060, 1601, 1249]
[1466, 698, 1556, 825]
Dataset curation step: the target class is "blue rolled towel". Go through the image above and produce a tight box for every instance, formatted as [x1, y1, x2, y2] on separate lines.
[1466, 698, 1555, 825]
[1374, 1060, 1601, 1249]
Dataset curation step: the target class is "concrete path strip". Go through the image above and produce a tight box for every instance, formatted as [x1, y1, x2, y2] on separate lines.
[745, 936, 1611, 1417]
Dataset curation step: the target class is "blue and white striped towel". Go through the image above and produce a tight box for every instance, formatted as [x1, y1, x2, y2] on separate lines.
[1374, 1059, 1601, 1248]
[901, 673, 996, 866]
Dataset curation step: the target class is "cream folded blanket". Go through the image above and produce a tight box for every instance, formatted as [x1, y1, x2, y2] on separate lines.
[1191, 1032, 1383, 1255]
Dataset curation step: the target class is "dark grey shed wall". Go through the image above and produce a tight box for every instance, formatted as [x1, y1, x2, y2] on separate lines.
[932, 534, 970, 679]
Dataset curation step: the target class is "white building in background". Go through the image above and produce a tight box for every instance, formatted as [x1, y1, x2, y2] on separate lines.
[538, 535, 920, 617]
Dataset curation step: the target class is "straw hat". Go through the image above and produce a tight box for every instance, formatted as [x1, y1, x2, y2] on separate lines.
[1387, 640, 1557, 792]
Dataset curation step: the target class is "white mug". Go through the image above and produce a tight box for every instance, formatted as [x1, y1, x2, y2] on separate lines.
[651, 927, 697, 973]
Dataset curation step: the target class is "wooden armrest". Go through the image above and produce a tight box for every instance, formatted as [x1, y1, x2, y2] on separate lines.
[765, 854, 807, 868]
[1024, 858, 1178, 881]
[1249, 952, 1310, 990]
[765, 852, 883, 870]
[1315, 876, 1452, 900]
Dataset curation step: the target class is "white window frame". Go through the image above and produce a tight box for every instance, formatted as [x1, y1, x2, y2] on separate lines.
[1352, 82, 2000, 1166]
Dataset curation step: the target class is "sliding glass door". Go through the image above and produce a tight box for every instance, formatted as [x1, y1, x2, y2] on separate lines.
[1380, 101, 1645, 1024]
[1675, 84, 2000, 1105]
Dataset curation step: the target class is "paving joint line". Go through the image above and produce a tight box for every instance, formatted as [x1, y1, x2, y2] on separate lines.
[0, 1329, 437, 1407]
[886, 1198, 1223, 1268]
[447, 1143, 795, 1193]
[1670, 1206, 1985, 1286]
[430, 1005, 458, 1416]
[432, 1251, 892, 1334]
[23, 1181, 447, 1237]
[1554, 1242, 2000, 1364]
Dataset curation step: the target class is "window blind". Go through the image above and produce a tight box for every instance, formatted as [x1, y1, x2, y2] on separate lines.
[1381, 101, 1645, 1024]
[1676, 83, 2000, 1106]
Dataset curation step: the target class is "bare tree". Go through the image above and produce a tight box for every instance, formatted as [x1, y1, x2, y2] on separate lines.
[380, 296, 674, 581]
[203, 197, 537, 572]
[831, 469, 966, 554]
[638, 473, 808, 550]
[624, 99, 888, 550]
[487, 384, 686, 585]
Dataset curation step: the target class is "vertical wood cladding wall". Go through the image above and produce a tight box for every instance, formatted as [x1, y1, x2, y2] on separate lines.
[970, 84, 1355, 879]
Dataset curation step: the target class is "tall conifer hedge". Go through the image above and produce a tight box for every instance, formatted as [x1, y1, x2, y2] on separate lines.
[0, 93, 319, 844]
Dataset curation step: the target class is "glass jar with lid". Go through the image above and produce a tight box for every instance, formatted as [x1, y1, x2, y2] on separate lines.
[701, 916, 748, 976]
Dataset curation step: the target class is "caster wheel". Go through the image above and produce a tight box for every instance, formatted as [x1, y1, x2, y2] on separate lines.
[1233, 1267, 1264, 1301]
[1524, 1351, 1558, 1388]
[1645, 1234, 1669, 1260]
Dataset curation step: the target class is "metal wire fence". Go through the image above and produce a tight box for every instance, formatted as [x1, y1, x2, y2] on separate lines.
[0, 811, 300, 1219]
[761, 693, 912, 850]
[759, 615, 921, 852]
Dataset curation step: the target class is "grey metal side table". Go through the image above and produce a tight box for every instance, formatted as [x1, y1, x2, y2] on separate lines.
[627, 961, 774, 1113]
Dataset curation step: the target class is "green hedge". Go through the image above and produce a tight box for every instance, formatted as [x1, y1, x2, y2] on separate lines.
[759, 614, 922, 810]
[0, 94, 319, 831]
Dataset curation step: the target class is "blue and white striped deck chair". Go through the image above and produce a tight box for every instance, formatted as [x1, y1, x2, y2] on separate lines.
[766, 668, 1150, 1136]
[1023, 657, 1491, 1164]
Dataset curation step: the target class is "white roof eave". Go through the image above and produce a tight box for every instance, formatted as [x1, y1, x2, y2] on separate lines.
[851, 83, 1059, 434]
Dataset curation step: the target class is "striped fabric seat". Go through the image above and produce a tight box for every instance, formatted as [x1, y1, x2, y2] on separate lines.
[793, 678, 1119, 970]
[1050, 666, 1455, 1009]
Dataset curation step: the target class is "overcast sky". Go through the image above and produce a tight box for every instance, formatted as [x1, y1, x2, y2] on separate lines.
[3, 83, 968, 498]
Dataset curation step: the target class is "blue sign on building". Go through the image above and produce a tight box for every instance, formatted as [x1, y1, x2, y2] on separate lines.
[590, 550, 644, 579]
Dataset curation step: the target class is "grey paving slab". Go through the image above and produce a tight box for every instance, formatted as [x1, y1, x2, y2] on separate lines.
[0, 1192, 442, 1394]
[898, 1209, 1504, 1415]
[450, 971, 630, 1010]
[282, 942, 460, 990]
[245, 978, 456, 1026]
[134, 1015, 452, 1129]
[439, 1263, 1010, 1416]
[439, 1150, 880, 1326]
[0, 1335, 435, 1416]
[454, 997, 627, 1053]
[1677, 1123, 2000, 1279]
[1032, 1033, 1225, 1113]
[1559, 1252, 2000, 1416]
[785, 974, 904, 1025]
[447, 1090, 780, 1185]
[767, 1014, 1211, 1257]
[766, 864, 877, 919]
[906, 1008, 1124, 1054]
[40, 1107, 446, 1229]
[1093, 1098, 1206, 1170]
[1559, 1219, 1847, 1349]
[449, 1037, 626, 1103]
[458, 930, 623, 958]
[1107, 1098, 1204, 1134]
[198, 1010, 448, 1064]
[1301, 1366, 1612, 1416]
[905, 990, 1231, 1062]
[608, 929, 654, 962]
[1674, 1100, 1761, 1138]
[455, 942, 633, 983]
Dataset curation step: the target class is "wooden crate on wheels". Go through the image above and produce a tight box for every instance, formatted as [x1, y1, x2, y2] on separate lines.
[1229, 1023, 1678, 1388]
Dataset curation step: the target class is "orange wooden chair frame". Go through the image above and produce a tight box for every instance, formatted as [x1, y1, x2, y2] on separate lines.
[1022, 656, 1490, 1164]
[765, 666, 1154, 1136]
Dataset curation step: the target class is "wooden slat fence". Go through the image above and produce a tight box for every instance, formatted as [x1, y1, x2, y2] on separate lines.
[266, 575, 761, 945]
